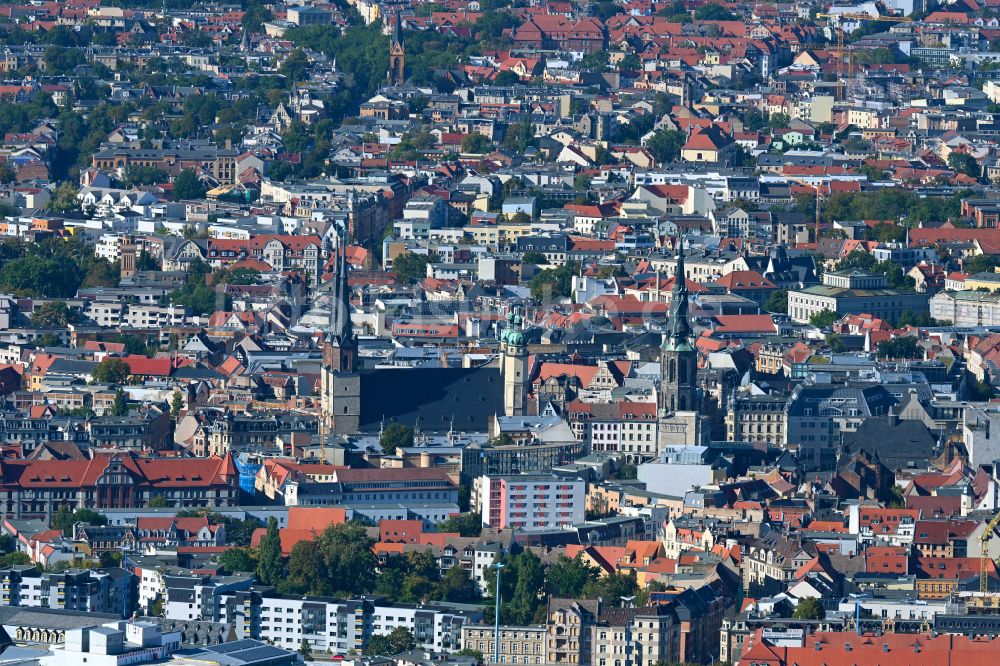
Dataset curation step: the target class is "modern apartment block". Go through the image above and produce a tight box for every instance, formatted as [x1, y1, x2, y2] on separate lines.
[206, 588, 483, 655]
[0, 565, 132, 616]
[479, 475, 586, 530]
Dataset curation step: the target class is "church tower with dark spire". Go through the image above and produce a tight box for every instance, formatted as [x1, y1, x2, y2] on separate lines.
[321, 234, 361, 434]
[387, 11, 405, 86]
[660, 237, 698, 414]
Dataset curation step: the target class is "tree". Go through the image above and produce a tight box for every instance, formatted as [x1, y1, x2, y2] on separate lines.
[110, 388, 129, 416]
[461, 133, 493, 153]
[283, 521, 377, 597]
[172, 168, 206, 201]
[123, 166, 168, 187]
[530, 261, 579, 301]
[809, 309, 838, 329]
[99, 551, 121, 568]
[436, 512, 483, 537]
[437, 564, 479, 603]
[967, 378, 994, 401]
[147, 495, 168, 508]
[393, 252, 432, 284]
[380, 423, 414, 455]
[51, 505, 73, 534]
[897, 310, 932, 327]
[886, 484, 906, 508]
[484, 550, 545, 625]
[365, 627, 416, 656]
[767, 112, 791, 130]
[151, 597, 165, 617]
[764, 289, 788, 314]
[825, 333, 845, 353]
[877, 337, 921, 360]
[694, 2, 736, 19]
[646, 129, 684, 164]
[82, 259, 119, 288]
[455, 649, 484, 662]
[493, 69, 521, 86]
[170, 391, 184, 420]
[793, 597, 826, 620]
[136, 250, 159, 271]
[279, 49, 310, 86]
[521, 250, 547, 265]
[53, 506, 106, 536]
[170, 257, 227, 315]
[31, 300, 76, 327]
[546, 554, 599, 597]
[299, 640, 313, 660]
[256, 516, 283, 586]
[581, 570, 639, 601]
[948, 152, 981, 180]
[203, 513, 263, 547]
[0, 256, 82, 297]
[219, 547, 257, 573]
[92, 358, 130, 385]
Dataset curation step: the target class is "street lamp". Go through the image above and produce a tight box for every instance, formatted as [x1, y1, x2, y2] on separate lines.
[621, 595, 636, 666]
[493, 561, 506, 665]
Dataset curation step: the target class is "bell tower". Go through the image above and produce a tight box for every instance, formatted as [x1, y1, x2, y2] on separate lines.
[320, 231, 361, 435]
[501, 309, 529, 417]
[387, 12, 405, 86]
[660, 237, 698, 414]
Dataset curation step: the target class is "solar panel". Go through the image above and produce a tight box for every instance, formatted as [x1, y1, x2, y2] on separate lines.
[210, 639, 261, 654]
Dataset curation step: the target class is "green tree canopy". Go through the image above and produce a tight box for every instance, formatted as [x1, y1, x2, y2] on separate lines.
[948, 152, 981, 180]
[521, 250, 547, 265]
[282, 521, 377, 597]
[172, 169, 206, 201]
[461, 133, 493, 153]
[809, 309, 839, 329]
[877, 336, 921, 360]
[92, 358, 130, 385]
[364, 627, 416, 656]
[646, 129, 684, 164]
[484, 550, 545, 624]
[256, 516, 283, 586]
[793, 597, 826, 619]
[436, 512, 483, 537]
[380, 423, 414, 455]
[530, 261, 579, 301]
[393, 252, 433, 284]
[694, 3, 736, 19]
[31, 300, 77, 327]
[110, 388, 129, 416]
[219, 547, 258, 573]
[52, 506, 107, 536]
[764, 289, 788, 314]
[546, 554, 599, 597]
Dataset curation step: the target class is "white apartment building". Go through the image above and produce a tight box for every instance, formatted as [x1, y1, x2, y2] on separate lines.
[86, 302, 187, 328]
[216, 589, 481, 656]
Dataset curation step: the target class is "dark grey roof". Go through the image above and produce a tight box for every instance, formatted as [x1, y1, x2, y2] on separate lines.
[0, 606, 119, 629]
[359, 367, 503, 431]
[841, 417, 937, 471]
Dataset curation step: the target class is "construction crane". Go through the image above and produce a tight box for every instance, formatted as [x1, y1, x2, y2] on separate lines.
[787, 177, 825, 243]
[816, 13, 912, 100]
[981, 510, 1000, 593]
